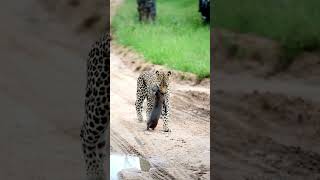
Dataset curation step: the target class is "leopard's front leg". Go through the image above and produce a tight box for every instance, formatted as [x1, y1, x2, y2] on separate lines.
[161, 92, 171, 132]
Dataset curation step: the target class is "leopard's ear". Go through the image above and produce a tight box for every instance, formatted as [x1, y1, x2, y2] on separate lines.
[167, 71, 172, 76]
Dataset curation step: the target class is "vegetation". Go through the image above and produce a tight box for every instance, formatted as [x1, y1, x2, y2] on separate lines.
[112, 0, 210, 78]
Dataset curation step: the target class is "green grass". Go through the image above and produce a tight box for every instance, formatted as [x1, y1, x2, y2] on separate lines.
[112, 0, 210, 78]
[213, 0, 320, 63]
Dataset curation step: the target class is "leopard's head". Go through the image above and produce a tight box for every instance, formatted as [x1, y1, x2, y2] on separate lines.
[155, 70, 171, 94]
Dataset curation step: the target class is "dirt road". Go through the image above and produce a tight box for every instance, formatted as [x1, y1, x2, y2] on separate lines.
[213, 32, 320, 179]
[213, 75, 320, 180]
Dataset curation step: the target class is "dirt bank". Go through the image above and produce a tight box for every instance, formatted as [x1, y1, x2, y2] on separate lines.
[213, 28, 320, 82]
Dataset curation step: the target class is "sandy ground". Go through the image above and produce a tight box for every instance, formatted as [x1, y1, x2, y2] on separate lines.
[213, 30, 320, 179]
[109, 0, 210, 179]
[0, 0, 106, 179]
[213, 88, 320, 180]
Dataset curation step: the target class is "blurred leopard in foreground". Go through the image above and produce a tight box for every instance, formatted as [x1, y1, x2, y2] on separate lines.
[80, 33, 110, 180]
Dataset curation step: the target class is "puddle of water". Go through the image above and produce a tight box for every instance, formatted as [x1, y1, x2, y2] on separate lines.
[110, 153, 151, 180]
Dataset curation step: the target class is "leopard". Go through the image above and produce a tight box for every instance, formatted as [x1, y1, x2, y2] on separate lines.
[137, 0, 156, 22]
[80, 33, 110, 180]
[135, 70, 172, 132]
